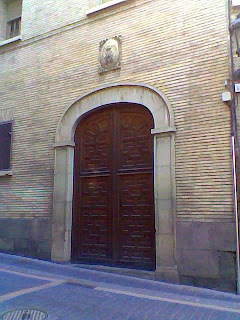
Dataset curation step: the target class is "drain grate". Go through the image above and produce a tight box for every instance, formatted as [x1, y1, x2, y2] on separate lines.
[0, 309, 48, 320]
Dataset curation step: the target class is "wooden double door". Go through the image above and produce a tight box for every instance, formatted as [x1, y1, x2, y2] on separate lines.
[72, 103, 155, 270]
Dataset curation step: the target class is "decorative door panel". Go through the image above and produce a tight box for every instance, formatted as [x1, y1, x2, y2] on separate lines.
[79, 176, 112, 259]
[73, 110, 113, 262]
[118, 110, 153, 170]
[73, 103, 155, 270]
[118, 174, 155, 267]
[80, 113, 112, 173]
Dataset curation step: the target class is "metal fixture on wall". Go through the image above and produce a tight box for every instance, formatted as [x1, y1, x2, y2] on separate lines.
[231, 13, 240, 56]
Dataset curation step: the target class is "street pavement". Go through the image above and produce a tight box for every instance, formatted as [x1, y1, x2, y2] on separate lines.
[0, 253, 240, 319]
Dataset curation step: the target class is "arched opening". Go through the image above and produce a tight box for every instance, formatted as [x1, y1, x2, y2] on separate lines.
[72, 102, 155, 270]
[51, 83, 178, 282]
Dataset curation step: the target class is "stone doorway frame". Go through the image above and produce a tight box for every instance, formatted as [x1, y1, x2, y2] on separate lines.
[51, 83, 179, 282]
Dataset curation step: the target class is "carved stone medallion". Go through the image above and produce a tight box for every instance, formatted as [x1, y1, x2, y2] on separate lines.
[99, 36, 122, 73]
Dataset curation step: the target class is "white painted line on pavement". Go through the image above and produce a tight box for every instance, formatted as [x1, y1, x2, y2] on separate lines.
[0, 281, 64, 303]
[1, 266, 239, 314]
[0, 268, 59, 282]
[95, 287, 240, 315]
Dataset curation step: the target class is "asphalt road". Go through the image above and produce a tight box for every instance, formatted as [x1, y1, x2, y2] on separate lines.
[0, 253, 240, 319]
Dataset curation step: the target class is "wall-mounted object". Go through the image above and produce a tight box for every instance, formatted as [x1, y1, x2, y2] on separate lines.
[222, 91, 232, 101]
[99, 36, 122, 73]
[235, 84, 240, 92]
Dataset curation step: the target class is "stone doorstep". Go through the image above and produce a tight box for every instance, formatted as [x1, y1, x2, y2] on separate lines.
[71, 263, 155, 280]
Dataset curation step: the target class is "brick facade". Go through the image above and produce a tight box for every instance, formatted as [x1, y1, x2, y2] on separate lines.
[0, 0, 236, 292]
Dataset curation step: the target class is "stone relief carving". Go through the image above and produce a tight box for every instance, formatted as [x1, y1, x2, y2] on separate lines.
[99, 36, 122, 73]
[0, 107, 14, 122]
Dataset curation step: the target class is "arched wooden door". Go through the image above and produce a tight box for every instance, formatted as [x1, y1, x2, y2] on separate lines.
[72, 103, 155, 270]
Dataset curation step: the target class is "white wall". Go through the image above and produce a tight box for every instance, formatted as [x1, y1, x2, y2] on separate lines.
[0, 0, 7, 40]
[21, 0, 89, 40]
[7, 0, 22, 21]
[232, 0, 240, 6]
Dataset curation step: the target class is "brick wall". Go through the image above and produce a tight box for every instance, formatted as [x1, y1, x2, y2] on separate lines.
[0, 0, 235, 289]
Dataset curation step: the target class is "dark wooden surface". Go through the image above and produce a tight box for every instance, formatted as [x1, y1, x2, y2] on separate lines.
[0, 122, 12, 170]
[72, 103, 155, 270]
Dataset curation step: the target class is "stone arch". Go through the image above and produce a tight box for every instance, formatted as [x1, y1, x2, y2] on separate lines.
[51, 83, 178, 282]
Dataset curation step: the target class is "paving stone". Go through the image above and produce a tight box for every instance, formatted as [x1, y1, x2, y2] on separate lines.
[192, 222, 211, 250]
[14, 239, 38, 256]
[209, 223, 235, 251]
[0, 238, 14, 252]
[37, 240, 51, 259]
[176, 222, 193, 250]
[219, 251, 236, 281]
[178, 249, 219, 278]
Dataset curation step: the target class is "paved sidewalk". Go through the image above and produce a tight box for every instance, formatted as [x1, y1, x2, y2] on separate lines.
[0, 253, 239, 319]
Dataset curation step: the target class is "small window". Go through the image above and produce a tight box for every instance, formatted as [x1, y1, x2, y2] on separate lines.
[6, 17, 21, 40]
[0, 122, 13, 171]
